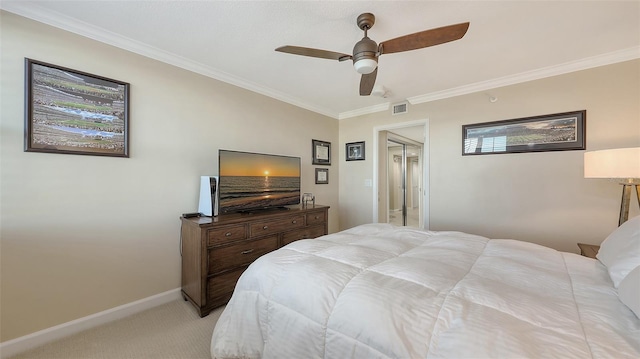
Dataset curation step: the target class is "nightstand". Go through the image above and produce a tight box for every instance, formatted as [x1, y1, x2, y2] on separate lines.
[577, 243, 600, 259]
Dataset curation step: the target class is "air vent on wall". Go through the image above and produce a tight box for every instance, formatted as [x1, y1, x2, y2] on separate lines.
[392, 101, 408, 115]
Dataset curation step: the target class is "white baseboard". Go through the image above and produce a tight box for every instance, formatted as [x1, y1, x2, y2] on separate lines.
[0, 288, 182, 358]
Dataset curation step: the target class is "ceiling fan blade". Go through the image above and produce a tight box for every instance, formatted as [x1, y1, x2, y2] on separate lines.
[275, 46, 352, 61]
[379, 22, 470, 55]
[359, 67, 378, 96]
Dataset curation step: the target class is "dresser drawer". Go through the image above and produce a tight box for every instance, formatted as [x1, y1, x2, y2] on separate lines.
[250, 215, 305, 237]
[208, 235, 278, 274]
[207, 224, 247, 247]
[181, 205, 329, 317]
[207, 267, 246, 305]
[306, 211, 326, 226]
[282, 224, 327, 246]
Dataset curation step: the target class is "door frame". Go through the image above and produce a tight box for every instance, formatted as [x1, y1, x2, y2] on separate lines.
[372, 119, 430, 229]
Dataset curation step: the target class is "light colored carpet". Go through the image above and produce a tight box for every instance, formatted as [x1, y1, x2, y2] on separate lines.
[9, 300, 224, 359]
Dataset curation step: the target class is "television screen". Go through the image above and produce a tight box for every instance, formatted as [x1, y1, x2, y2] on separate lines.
[218, 150, 301, 214]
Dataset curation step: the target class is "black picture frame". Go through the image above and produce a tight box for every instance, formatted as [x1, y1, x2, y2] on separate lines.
[462, 110, 586, 155]
[346, 141, 365, 161]
[315, 168, 328, 184]
[312, 139, 331, 165]
[24, 58, 130, 157]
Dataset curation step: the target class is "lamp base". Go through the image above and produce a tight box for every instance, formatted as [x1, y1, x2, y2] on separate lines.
[619, 183, 640, 226]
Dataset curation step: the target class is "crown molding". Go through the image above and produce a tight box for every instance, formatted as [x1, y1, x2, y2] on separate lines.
[338, 46, 639, 120]
[406, 46, 640, 105]
[0, 3, 339, 119]
[4, 3, 637, 121]
[338, 103, 390, 120]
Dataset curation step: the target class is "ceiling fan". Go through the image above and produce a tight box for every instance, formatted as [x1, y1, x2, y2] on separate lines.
[276, 13, 470, 96]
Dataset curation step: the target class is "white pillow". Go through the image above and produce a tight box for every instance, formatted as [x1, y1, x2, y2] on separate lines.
[618, 265, 640, 318]
[596, 214, 640, 288]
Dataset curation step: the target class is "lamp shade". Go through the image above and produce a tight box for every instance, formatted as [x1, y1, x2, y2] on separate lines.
[584, 147, 640, 179]
[353, 58, 377, 74]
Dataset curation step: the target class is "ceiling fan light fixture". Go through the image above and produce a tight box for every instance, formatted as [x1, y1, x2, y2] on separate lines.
[353, 36, 378, 74]
[354, 58, 377, 74]
[275, 13, 470, 96]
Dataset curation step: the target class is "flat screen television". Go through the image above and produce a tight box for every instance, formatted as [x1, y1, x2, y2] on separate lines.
[218, 150, 301, 214]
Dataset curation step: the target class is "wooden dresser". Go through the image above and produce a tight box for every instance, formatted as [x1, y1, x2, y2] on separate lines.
[180, 205, 329, 317]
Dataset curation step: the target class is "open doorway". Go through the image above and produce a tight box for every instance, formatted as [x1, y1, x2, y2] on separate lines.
[387, 139, 421, 227]
[373, 120, 429, 229]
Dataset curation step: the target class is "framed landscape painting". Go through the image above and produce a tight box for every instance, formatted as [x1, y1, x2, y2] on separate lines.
[462, 110, 585, 155]
[24, 58, 130, 157]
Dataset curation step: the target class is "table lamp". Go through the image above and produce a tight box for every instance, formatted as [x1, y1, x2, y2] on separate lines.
[584, 147, 640, 226]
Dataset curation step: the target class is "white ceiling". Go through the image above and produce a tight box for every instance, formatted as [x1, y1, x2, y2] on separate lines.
[3, 1, 639, 119]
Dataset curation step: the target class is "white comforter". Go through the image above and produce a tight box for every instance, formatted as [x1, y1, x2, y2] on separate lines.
[211, 224, 640, 358]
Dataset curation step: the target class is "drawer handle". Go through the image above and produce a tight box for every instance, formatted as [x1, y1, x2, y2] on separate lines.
[262, 225, 268, 230]
[314, 216, 319, 219]
[225, 232, 232, 237]
[292, 220, 297, 224]
[241, 249, 255, 255]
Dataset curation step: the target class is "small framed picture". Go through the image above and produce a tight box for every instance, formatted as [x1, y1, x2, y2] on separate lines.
[346, 141, 365, 161]
[315, 168, 328, 184]
[312, 139, 331, 165]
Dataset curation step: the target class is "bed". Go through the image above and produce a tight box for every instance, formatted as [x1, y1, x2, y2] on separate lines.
[211, 217, 640, 358]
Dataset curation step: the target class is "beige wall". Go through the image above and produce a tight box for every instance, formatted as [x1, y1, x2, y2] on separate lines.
[0, 12, 339, 342]
[339, 60, 640, 251]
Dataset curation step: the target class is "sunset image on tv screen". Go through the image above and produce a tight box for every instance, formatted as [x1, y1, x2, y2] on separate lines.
[218, 150, 300, 213]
